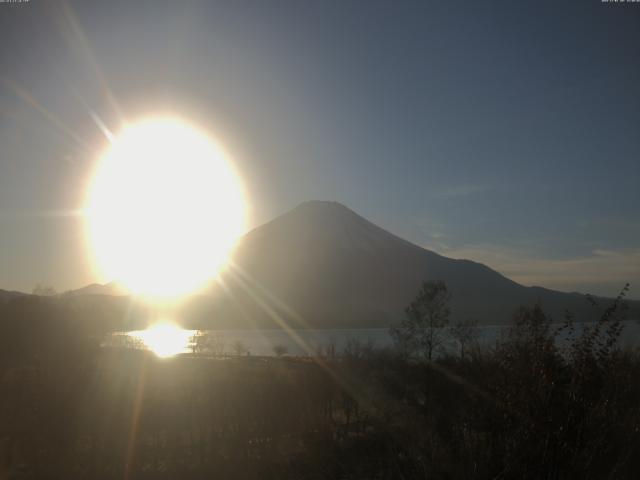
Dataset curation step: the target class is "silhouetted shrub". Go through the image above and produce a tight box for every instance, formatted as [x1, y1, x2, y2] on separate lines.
[1, 286, 639, 478]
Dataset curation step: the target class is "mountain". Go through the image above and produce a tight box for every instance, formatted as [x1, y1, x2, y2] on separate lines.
[33, 201, 638, 329]
[182, 201, 636, 329]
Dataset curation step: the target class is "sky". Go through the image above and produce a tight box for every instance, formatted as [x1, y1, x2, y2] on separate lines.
[0, 0, 638, 298]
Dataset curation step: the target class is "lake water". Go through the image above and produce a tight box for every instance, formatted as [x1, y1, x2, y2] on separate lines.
[107, 320, 640, 357]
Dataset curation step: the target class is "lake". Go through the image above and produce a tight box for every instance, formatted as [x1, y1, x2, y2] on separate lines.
[106, 319, 640, 357]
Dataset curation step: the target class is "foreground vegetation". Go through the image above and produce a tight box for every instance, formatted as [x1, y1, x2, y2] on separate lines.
[0, 286, 639, 479]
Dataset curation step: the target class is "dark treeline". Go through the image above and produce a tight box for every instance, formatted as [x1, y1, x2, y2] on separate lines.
[1, 286, 639, 479]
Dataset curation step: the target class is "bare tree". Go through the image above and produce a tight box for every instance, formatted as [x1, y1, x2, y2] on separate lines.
[390, 280, 451, 360]
[232, 340, 248, 356]
[32, 284, 57, 296]
[273, 344, 288, 357]
[123, 334, 145, 351]
[315, 336, 337, 358]
[449, 318, 480, 360]
[191, 331, 228, 357]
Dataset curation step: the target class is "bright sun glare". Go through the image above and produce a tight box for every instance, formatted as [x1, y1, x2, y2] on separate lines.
[129, 323, 194, 358]
[85, 118, 246, 299]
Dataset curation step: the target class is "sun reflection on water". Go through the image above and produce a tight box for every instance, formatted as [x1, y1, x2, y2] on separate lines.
[128, 323, 195, 358]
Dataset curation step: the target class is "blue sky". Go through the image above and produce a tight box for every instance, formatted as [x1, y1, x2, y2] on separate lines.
[0, 0, 638, 298]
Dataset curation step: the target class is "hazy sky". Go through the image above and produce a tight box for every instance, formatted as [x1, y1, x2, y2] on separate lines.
[0, 0, 638, 298]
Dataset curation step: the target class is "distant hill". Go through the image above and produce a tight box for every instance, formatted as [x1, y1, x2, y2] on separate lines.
[0, 289, 30, 304]
[18, 201, 640, 329]
[63, 282, 128, 297]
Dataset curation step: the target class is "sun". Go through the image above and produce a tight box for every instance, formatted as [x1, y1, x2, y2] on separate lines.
[85, 117, 246, 299]
[129, 322, 194, 358]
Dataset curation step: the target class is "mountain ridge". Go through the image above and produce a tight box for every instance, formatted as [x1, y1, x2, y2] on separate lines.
[18, 201, 640, 328]
[216, 201, 635, 328]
